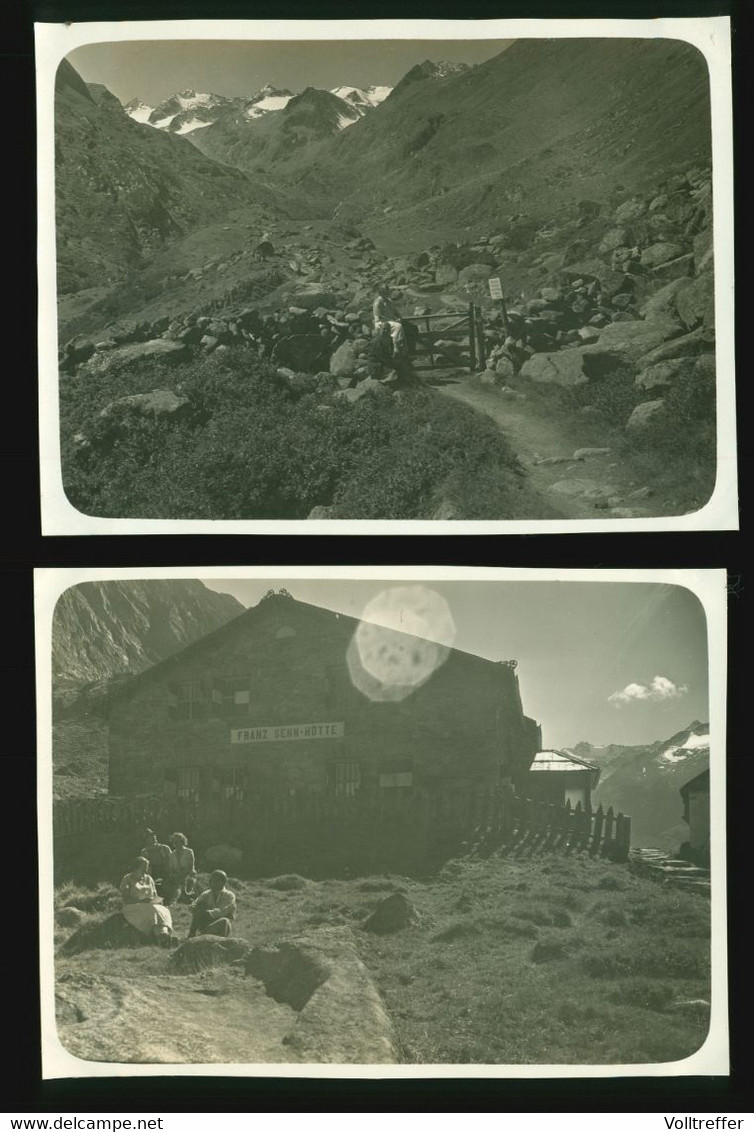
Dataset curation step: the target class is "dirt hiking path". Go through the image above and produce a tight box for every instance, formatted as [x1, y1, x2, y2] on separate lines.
[436, 375, 663, 520]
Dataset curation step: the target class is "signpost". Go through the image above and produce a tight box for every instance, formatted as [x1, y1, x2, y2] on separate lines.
[488, 276, 510, 336]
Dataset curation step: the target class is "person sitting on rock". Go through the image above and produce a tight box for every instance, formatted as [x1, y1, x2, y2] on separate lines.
[188, 870, 237, 939]
[139, 830, 173, 895]
[372, 286, 405, 355]
[120, 856, 175, 946]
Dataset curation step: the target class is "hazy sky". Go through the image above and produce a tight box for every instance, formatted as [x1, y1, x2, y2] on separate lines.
[66, 39, 512, 105]
[202, 578, 708, 750]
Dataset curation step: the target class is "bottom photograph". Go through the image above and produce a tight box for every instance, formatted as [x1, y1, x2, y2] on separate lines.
[35, 567, 727, 1077]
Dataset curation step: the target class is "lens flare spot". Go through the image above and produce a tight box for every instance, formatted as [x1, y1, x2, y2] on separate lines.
[346, 586, 456, 702]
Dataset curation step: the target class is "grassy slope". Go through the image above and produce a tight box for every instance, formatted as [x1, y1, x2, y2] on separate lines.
[54, 852, 710, 1065]
[241, 39, 711, 241]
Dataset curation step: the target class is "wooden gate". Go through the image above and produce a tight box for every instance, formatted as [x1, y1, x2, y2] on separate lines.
[401, 303, 486, 374]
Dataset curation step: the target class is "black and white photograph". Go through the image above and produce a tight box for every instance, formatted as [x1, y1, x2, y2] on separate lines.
[36, 18, 736, 533]
[36, 567, 728, 1077]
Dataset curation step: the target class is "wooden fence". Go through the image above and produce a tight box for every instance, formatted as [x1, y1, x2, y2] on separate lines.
[52, 786, 631, 871]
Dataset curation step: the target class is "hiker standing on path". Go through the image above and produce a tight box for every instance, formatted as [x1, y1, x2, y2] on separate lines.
[163, 831, 197, 906]
[119, 856, 174, 945]
[373, 285, 405, 355]
[189, 870, 237, 938]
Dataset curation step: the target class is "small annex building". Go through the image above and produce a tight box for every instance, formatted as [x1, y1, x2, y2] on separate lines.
[679, 763, 710, 866]
[106, 590, 542, 872]
[523, 749, 601, 810]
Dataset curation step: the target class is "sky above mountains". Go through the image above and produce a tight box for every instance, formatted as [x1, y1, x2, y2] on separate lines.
[65, 38, 512, 105]
[203, 579, 709, 750]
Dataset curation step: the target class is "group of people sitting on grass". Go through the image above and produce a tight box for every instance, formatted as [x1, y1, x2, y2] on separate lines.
[119, 828, 237, 948]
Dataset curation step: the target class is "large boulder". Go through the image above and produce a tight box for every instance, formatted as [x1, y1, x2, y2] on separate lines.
[614, 198, 648, 223]
[80, 339, 189, 376]
[170, 935, 251, 975]
[626, 399, 665, 432]
[579, 318, 684, 375]
[651, 254, 695, 282]
[639, 277, 690, 320]
[99, 390, 190, 424]
[458, 263, 495, 284]
[290, 287, 339, 310]
[640, 242, 686, 269]
[637, 327, 713, 369]
[363, 893, 419, 935]
[519, 349, 588, 387]
[335, 377, 391, 403]
[635, 359, 687, 391]
[675, 271, 715, 331]
[598, 228, 629, 255]
[329, 340, 365, 377]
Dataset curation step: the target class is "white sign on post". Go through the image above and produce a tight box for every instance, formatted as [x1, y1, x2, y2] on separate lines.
[488, 276, 503, 300]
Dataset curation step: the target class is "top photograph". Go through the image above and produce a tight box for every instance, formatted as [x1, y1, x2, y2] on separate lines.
[36, 18, 737, 533]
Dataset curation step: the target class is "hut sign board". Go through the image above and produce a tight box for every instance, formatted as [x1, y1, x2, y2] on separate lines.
[231, 721, 345, 744]
[488, 277, 503, 300]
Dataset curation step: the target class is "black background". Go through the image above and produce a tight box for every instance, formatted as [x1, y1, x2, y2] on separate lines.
[6, 0, 749, 1112]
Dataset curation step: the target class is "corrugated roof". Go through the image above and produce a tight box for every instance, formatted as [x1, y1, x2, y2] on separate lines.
[530, 749, 600, 773]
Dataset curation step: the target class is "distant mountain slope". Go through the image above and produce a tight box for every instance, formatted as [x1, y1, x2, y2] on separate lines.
[54, 59, 286, 292]
[188, 86, 366, 170]
[52, 579, 244, 684]
[573, 722, 710, 850]
[268, 38, 711, 240]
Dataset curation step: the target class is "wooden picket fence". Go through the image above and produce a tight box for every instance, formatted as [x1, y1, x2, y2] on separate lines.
[467, 793, 631, 862]
[52, 786, 631, 866]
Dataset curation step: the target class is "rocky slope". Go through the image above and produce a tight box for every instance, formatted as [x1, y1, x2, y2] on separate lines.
[54, 59, 301, 294]
[53, 579, 244, 685]
[575, 722, 710, 850]
[51, 580, 245, 798]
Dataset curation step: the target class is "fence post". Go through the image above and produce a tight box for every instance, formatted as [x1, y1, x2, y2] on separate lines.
[475, 305, 487, 370]
[615, 813, 631, 862]
[468, 303, 477, 371]
[580, 802, 593, 851]
[602, 806, 616, 858]
[591, 804, 605, 856]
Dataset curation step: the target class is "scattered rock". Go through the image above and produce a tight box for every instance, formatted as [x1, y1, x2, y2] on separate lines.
[651, 253, 695, 282]
[579, 318, 684, 374]
[614, 198, 648, 223]
[573, 447, 611, 459]
[56, 906, 87, 928]
[519, 349, 587, 387]
[636, 328, 712, 369]
[363, 893, 419, 935]
[550, 478, 620, 500]
[80, 339, 189, 376]
[635, 359, 686, 390]
[626, 399, 665, 432]
[99, 390, 190, 423]
[675, 271, 715, 330]
[640, 242, 685, 268]
[458, 263, 495, 283]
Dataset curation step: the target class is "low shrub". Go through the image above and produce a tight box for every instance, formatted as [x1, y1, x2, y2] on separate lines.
[61, 349, 523, 521]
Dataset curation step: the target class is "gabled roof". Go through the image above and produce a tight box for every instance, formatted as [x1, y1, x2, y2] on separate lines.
[107, 591, 522, 703]
[530, 749, 600, 773]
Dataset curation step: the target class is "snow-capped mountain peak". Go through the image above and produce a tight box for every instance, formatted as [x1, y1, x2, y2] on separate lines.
[123, 97, 154, 124]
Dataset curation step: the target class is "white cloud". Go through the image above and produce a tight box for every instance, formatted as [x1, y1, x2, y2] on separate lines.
[608, 674, 688, 706]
